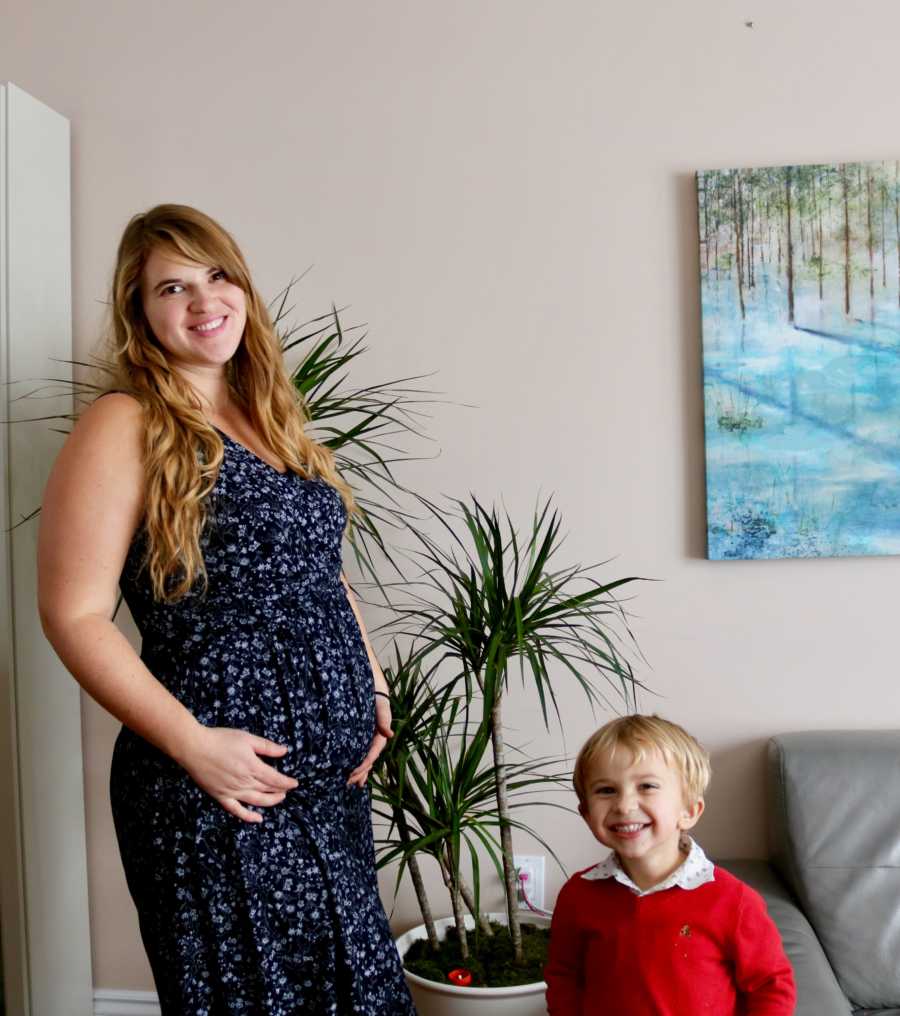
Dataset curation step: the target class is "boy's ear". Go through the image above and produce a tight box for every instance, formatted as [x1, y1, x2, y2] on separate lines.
[679, 795, 705, 830]
[577, 800, 588, 819]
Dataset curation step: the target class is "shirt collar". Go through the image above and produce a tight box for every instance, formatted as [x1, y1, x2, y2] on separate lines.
[581, 836, 715, 897]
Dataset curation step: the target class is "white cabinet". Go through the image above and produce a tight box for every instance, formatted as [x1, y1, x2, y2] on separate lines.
[0, 81, 93, 1016]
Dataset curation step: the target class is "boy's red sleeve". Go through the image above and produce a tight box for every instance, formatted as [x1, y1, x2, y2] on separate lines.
[544, 877, 586, 1015]
[732, 883, 797, 1015]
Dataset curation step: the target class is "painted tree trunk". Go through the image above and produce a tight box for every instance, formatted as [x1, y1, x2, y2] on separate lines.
[785, 165, 796, 324]
[867, 166, 875, 302]
[895, 163, 900, 308]
[842, 163, 851, 316]
[881, 174, 887, 287]
[733, 173, 746, 318]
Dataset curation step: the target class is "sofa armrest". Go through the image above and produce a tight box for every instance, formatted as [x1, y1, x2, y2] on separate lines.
[718, 859, 851, 1016]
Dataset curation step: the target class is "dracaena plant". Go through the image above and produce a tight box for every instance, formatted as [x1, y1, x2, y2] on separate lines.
[270, 282, 439, 588]
[371, 645, 572, 961]
[370, 494, 644, 966]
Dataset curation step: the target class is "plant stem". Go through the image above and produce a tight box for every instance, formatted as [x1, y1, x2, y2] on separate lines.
[490, 692, 524, 963]
[439, 856, 493, 936]
[441, 849, 469, 960]
[460, 879, 494, 937]
[406, 848, 439, 951]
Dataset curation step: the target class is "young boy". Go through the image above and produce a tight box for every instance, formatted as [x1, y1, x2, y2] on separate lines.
[544, 715, 796, 1014]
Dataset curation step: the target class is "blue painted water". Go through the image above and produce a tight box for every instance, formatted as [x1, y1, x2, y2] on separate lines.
[702, 263, 900, 559]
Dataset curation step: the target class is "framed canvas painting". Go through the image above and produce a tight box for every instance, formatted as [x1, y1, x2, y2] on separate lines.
[697, 159, 900, 559]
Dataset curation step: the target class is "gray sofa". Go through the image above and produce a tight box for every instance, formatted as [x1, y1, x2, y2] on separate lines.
[720, 731, 900, 1016]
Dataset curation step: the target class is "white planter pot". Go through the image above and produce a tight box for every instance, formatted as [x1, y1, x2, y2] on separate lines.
[395, 912, 549, 1016]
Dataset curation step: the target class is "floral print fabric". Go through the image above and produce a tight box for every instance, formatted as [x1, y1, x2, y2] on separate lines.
[111, 429, 415, 1015]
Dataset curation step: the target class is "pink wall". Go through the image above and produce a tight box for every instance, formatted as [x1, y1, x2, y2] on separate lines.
[4, 0, 896, 990]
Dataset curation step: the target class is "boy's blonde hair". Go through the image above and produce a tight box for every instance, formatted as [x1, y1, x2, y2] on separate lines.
[573, 714, 711, 807]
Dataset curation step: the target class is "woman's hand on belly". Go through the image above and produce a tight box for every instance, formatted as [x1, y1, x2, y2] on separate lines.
[347, 693, 393, 788]
[176, 726, 300, 823]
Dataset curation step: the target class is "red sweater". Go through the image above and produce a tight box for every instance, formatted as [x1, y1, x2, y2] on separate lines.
[544, 865, 796, 1015]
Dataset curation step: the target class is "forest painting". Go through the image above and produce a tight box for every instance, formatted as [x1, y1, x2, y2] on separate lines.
[698, 159, 900, 560]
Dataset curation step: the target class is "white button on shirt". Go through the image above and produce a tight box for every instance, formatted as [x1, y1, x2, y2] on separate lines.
[580, 836, 715, 897]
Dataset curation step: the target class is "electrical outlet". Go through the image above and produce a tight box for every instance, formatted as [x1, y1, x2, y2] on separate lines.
[513, 854, 545, 912]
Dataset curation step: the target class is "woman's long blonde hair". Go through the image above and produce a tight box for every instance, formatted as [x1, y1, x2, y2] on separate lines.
[99, 203, 354, 602]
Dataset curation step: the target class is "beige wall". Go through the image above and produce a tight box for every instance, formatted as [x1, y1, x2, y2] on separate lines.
[5, 0, 899, 991]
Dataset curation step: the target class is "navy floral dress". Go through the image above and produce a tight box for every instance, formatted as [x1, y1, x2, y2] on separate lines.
[110, 429, 416, 1015]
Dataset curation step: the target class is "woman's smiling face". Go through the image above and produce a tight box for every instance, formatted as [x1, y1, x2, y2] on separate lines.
[139, 248, 248, 374]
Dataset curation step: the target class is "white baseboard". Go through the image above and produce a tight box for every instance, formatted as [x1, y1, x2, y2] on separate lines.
[94, 989, 161, 1015]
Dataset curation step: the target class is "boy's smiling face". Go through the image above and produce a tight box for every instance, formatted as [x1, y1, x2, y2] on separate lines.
[580, 746, 704, 890]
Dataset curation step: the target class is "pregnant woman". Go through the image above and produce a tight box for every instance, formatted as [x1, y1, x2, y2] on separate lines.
[37, 204, 415, 1015]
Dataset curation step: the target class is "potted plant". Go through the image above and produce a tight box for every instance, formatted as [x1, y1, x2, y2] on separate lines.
[370, 495, 643, 1014]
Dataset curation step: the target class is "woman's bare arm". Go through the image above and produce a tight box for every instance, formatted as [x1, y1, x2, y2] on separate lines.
[38, 394, 297, 821]
[340, 572, 393, 786]
[340, 572, 390, 695]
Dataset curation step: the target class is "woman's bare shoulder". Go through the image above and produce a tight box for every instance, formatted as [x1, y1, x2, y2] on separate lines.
[80, 391, 143, 425]
[49, 392, 145, 487]
[70, 392, 144, 448]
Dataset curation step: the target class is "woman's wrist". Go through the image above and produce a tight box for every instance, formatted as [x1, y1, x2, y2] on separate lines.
[167, 714, 208, 768]
[374, 690, 390, 700]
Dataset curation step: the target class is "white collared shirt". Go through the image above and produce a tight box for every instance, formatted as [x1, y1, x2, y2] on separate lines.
[580, 836, 715, 898]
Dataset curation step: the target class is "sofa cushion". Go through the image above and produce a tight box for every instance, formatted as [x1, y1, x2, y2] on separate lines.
[768, 731, 900, 1009]
[719, 859, 851, 1015]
